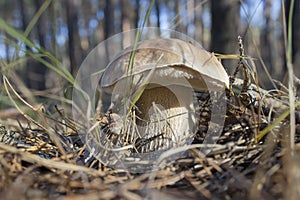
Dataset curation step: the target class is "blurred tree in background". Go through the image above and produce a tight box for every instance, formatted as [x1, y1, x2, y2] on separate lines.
[211, 0, 240, 73]
[0, 0, 299, 93]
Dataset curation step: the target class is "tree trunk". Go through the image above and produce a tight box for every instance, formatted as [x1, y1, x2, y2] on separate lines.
[65, 0, 82, 76]
[3, 1, 13, 62]
[286, 0, 300, 76]
[210, 0, 241, 73]
[121, 0, 135, 47]
[175, 0, 187, 34]
[30, 0, 47, 90]
[261, 0, 275, 75]
[194, 0, 204, 47]
[104, 0, 114, 39]
[283, 0, 300, 81]
[50, 0, 58, 58]
[135, 0, 140, 28]
[19, 0, 44, 90]
[155, 0, 161, 36]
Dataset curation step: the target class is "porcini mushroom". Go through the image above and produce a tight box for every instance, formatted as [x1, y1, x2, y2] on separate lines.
[100, 38, 229, 153]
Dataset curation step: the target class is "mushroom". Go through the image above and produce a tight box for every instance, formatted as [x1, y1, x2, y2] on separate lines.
[100, 38, 229, 153]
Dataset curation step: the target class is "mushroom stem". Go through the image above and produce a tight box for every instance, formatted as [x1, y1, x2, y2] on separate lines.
[133, 85, 195, 152]
[135, 86, 180, 121]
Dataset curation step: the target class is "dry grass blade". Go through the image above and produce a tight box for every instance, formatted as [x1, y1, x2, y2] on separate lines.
[1, 0, 299, 199]
[3, 75, 66, 155]
[0, 143, 104, 176]
[184, 170, 212, 199]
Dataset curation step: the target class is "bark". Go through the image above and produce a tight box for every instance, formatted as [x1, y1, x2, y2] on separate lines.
[3, 1, 12, 62]
[66, 0, 82, 76]
[287, 0, 300, 74]
[121, 0, 136, 47]
[50, 0, 58, 58]
[210, 0, 241, 72]
[104, 0, 114, 39]
[155, 0, 161, 32]
[30, 0, 47, 90]
[19, 0, 44, 90]
[293, 0, 300, 70]
[135, 0, 140, 28]
[261, 0, 276, 76]
[175, 0, 187, 34]
[194, 0, 204, 47]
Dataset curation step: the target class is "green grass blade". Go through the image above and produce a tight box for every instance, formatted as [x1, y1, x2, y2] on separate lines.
[257, 100, 299, 141]
[0, 18, 74, 85]
[23, 0, 52, 37]
[125, 0, 155, 113]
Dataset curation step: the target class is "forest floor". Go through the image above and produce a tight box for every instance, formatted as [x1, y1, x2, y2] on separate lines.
[0, 79, 300, 200]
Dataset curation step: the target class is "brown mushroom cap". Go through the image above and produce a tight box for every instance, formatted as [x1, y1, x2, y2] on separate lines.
[100, 38, 229, 93]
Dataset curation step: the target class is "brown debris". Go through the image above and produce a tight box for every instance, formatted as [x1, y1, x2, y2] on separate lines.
[0, 85, 299, 200]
